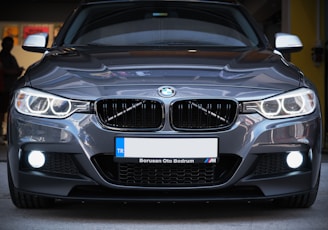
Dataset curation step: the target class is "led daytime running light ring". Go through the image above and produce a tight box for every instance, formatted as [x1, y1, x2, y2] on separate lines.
[50, 99, 72, 116]
[26, 95, 50, 114]
[281, 96, 305, 114]
[260, 99, 281, 116]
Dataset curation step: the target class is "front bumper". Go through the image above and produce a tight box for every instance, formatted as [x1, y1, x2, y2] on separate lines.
[7, 109, 322, 201]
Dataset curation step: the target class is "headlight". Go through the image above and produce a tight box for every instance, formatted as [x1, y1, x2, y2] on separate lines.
[242, 88, 316, 119]
[15, 87, 91, 118]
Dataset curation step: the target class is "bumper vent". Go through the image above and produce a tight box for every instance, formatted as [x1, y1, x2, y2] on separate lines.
[119, 163, 216, 186]
[252, 153, 310, 178]
[93, 154, 241, 187]
[20, 152, 80, 177]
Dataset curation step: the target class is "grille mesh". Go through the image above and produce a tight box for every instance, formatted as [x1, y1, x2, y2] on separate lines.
[253, 153, 289, 176]
[252, 152, 310, 177]
[92, 154, 241, 187]
[119, 163, 216, 186]
[21, 152, 80, 176]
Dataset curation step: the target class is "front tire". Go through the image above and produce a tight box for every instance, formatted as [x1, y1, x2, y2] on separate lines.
[274, 172, 320, 208]
[7, 163, 55, 209]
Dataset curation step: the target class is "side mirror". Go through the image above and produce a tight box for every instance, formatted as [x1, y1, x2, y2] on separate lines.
[275, 33, 303, 53]
[22, 33, 49, 53]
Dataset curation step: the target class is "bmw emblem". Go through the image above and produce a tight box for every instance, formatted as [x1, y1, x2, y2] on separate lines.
[158, 86, 176, 97]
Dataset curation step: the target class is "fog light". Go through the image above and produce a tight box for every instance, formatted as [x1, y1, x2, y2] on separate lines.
[28, 151, 46, 168]
[286, 151, 303, 169]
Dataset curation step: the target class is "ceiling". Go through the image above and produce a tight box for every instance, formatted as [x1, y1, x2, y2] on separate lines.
[0, 0, 281, 25]
[240, 0, 281, 23]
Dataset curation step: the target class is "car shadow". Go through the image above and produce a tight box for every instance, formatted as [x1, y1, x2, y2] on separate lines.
[41, 200, 297, 222]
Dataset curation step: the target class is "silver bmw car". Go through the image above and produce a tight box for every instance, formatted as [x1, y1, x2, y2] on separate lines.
[7, 0, 322, 209]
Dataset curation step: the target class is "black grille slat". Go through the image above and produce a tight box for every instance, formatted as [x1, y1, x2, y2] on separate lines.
[171, 99, 237, 130]
[96, 99, 163, 130]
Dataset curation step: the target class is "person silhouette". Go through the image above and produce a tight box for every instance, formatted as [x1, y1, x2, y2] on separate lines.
[0, 36, 24, 144]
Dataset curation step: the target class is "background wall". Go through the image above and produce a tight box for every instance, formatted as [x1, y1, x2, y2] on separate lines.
[0, 1, 79, 71]
[289, 0, 326, 137]
[0, 22, 59, 70]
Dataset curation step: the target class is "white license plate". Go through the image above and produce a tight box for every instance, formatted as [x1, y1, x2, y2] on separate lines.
[115, 137, 218, 162]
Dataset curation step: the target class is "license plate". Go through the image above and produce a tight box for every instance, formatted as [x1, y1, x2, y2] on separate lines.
[115, 137, 218, 163]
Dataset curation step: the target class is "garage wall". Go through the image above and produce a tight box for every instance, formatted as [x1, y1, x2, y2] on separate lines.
[0, 22, 59, 70]
[288, 0, 326, 136]
[0, 2, 79, 71]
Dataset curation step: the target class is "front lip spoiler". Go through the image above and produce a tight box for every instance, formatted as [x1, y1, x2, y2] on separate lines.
[19, 185, 313, 203]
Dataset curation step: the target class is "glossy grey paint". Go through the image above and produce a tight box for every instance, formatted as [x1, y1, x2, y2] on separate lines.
[8, 102, 322, 198]
[21, 48, 302, 102]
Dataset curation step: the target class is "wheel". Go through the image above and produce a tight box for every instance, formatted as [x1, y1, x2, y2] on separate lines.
[7, 163, 55, 209]
[274, 172, 320, 208]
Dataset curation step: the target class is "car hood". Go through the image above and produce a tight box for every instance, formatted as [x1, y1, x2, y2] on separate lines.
[25, 47, 302, 101]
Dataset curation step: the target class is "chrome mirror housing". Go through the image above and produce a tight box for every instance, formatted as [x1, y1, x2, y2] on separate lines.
[22, 32, 49, 53]
[275, 32, 303, 53]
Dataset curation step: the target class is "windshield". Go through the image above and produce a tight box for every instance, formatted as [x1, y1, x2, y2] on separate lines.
[63, 1, 260, 48]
